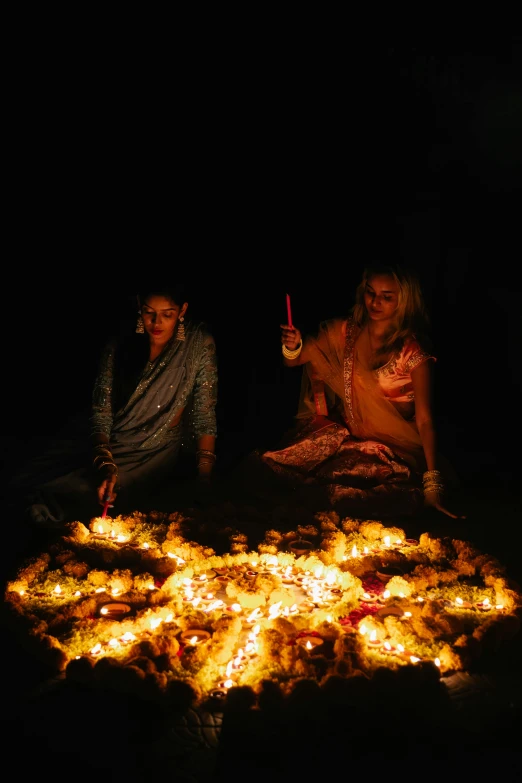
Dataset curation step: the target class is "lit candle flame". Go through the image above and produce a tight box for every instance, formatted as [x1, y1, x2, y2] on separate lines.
[410, 656, 420, 663]
[54, 585, 62, 595]
[384, 536, 391, 547]
[434, 657, 441, 667]
[360, 624, 368, 635]
[351, 545, 358, 558]
[383, 590, 391, 599]
[306, 641, 312, 650]
[190, 636, 198, 645]
[204, 600, 224, 612]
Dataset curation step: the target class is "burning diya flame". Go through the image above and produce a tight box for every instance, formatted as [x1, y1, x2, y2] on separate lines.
[180, 629, 211, 646]
[100, 603, 131, 618]
[297, 634, 324, 651]
[367, 629, 382, 648]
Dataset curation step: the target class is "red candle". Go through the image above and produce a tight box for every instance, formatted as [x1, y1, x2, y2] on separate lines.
[286, 293, 293, 328]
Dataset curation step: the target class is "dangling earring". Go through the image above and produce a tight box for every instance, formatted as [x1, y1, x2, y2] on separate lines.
[136, 314, 145, 334]
[177, 316, 185, 341]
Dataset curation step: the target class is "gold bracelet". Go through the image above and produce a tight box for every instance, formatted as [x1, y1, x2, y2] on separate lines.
[93, 451, 112, 463]
[282, 340, 302, 360]
[196, 450, 216, 461]
[97, 461, 118, 474]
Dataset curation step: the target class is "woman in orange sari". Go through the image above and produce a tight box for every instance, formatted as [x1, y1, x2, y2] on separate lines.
[259, 265, 464, 520]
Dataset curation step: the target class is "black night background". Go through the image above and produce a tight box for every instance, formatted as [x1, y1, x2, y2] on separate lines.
[1, 43, 521, 780]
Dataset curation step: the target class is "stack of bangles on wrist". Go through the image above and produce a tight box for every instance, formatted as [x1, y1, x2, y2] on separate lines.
[197, 449, 216, 466]
[282, 340, 302, 359]
[93, 445, 118, 475]
[423, 469, 444, 495]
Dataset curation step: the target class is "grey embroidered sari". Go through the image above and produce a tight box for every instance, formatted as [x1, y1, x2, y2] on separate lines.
[12, 320, 218, 522]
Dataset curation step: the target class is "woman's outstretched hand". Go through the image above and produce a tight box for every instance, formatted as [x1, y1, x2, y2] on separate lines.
[96, 469, 118, 507]
[281, 324, 302, 350]
[424, 490, 466, 519]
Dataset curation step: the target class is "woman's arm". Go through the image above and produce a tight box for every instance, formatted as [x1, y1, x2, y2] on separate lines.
[192, 333, 218, 480]
[90, 340, 119, 505]
[412, 360, 464, 519]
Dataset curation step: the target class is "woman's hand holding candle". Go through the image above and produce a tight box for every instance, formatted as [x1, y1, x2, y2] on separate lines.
[280, 324, 302, 351]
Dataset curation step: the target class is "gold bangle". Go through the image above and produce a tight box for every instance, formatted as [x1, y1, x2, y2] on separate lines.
[97, 461, 118, 474]
[93, 451, 112, 461]
[196, 450, 216, 461]
[282, 340, 302, 360]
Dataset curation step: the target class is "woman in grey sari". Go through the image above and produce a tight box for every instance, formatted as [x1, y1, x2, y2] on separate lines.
[14, 286, 218, 525]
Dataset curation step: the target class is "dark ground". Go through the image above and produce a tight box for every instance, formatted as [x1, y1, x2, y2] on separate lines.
[2, 46, 522, 780]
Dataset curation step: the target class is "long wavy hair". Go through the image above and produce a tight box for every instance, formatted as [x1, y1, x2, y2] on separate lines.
[351, 264, 431, 358]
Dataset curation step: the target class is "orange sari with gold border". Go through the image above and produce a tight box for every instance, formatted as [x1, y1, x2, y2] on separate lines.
[260, 317, 437, 518]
